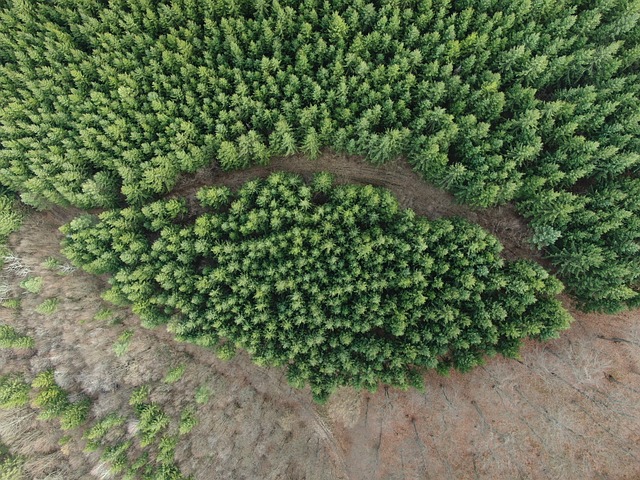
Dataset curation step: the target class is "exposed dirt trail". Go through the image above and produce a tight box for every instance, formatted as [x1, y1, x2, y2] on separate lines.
[172, 151, 540, 262]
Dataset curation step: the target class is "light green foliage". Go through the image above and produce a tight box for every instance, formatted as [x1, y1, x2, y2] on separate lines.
[1, 0, 639, 311]
[0, 443, 25, 480]
[0, 195, 22, 244]
[215, 344, 236, 361]
[19, 277, 42, 294]
[113, 330, 134, 357]
[196, 187, 232, 210]
[35, 298, 58, 315]
[94, 308, 113, 321]
[41, 257, 75, 276]
[59, 398, 91, 430]
[31, 370, 90, 428]
[41, 257, 60, 270]
[124, 452, 151, 480]
[129, 385, 150, 408]
[0, 299, 20, 310]
[0, 325, 34, 349]
[84, 413, 126, 452]
[194, 386, 211, 405]
[84, 397, 190, 478]
[178, 407, 197, 436]
[136, 403, 169, 447]
[162, 365, 185, 384]
[146, 463, 190, 480]
[30, 370, 55, 389]
[156, 435, 178, 465]
[0, 375, 29, 409]
[62, 174, 572, 401]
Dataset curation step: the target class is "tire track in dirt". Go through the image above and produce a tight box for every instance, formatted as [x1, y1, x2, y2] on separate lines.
[143, 327, 352, 480]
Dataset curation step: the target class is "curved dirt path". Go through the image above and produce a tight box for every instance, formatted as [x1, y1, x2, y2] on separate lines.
[172, 151, 541, 262]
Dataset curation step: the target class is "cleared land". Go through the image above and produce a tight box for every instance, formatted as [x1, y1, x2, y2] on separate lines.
[1, 153, 638, 479]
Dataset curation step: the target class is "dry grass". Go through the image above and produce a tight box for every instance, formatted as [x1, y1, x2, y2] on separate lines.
[0, 157, 638, 479]
[325, 387, 362, 429]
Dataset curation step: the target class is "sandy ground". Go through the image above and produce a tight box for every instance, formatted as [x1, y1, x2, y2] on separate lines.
[0, 152, 638, 479]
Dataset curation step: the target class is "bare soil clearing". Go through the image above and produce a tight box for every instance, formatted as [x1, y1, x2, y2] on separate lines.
[0, 153, 638, 479]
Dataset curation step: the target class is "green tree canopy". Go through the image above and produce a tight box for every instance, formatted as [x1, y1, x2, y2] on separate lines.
[2, 0, 639, 311]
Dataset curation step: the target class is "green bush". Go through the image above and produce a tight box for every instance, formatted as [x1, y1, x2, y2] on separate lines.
[35, 298, 59, 315]
[0, 195, 22, 244]
[0, 375, 30, 409]
[156, 435, 178, 465]
[84, 413, 126, 452]
[194, 386, 211, 405]
[136, 403, 169, 447]
[31, 370, 91, 428]
[0, 442, 25, 480]
[178, 407, 197, 436]
[0, 325, 34, 349]
[162, 365, 186, 385]
[93, 308, 113, 321]
[101, 440, 132, 475]
[31, 370, 70, 419]
[1, 299, 20, 310]
[129, 385, 150, 408]
[19, 277, 42, 295]
[41, 257, 60, 270]
[60, 398, 91, 430]
[62, 174, 572, 401]
[113, 330, 134, 357]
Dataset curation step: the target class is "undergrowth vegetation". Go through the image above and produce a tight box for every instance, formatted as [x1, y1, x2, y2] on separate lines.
[61, 173, 571, 401]
[0, 325, 33, 350]
[0, 193, 21, 247]
[1, 0, 639, 310]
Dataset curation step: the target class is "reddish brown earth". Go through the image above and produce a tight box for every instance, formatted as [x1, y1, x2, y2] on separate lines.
[1, 152, 638, 479]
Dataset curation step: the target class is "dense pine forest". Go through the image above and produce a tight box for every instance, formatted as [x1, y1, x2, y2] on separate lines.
[1, 0, 639, 312]
[0, 0, 640, 477]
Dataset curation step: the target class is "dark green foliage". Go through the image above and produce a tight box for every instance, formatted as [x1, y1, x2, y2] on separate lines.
[62, 174, 572, 401]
